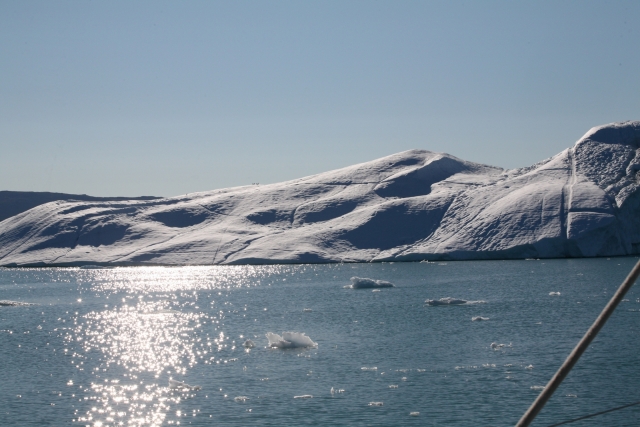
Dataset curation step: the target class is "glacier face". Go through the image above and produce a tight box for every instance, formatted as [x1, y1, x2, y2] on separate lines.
[1, 121, 640, 266]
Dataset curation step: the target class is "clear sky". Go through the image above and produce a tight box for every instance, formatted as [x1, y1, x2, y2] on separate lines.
[1, 1, 638, 197]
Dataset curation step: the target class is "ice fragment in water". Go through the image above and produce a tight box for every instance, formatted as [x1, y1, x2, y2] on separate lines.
[490, 342, 511, 350]
[389, 385, 398, 389]
[302, 308, 313, 312]
[0, 300, 35, 307]
[549, 292, 561, 296]
[234, 396, 249, 402]
[345, 277, 394, 289]
[294, 395, 313, 399]
[410, 412, 420, 416]
[368, 402, 384, 406]
[169, 379, 201, 391]
[472, 316, 489, 321]
[266, 332, 317, 349]
[531, 386, 545, 390]
[361, 367, 377, 371]
[425, 297, 467, 306]
[525, 365, 534, 370]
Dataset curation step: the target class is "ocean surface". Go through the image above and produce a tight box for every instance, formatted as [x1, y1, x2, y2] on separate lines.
[1, 258, 639, 426]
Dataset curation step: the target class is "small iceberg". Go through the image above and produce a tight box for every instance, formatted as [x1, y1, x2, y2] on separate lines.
[0, 300, 34, 307]
[266, 332, 317, 349]
[490, 342, 512, 350]
[168, 379, 201, 391]
[345, 277, 394, 289]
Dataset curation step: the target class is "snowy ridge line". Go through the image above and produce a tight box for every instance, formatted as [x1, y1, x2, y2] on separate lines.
[1, 121, 640, 266]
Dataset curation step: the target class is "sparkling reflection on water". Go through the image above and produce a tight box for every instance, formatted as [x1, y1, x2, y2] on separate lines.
[1, 260, 639, 426]
[66, 266, 270, 426]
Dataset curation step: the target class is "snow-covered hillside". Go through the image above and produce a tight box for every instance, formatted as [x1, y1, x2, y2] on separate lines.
[2, 121, 640, 266]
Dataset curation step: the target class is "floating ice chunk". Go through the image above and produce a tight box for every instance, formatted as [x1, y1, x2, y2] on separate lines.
[410, 412, 420, 416]
[525, 365, 534, 370]
[234, 396, 249, 402]
[266, 332, 317, 349]
[345, 277, 394, 289]
[490, 342, 511, 350]
[243, 339, 255, 348]
[372, 289, 381, 292]
[302, 308, 313, 312]
[361, 367, 377, 371]
[0, 300, 34, 307]
[330, 387, 345, 394]
[294, 395, 313, 399]
[549, 292, 561, 296]
[169, 379, 201, 391]
[425, 297, 467, 306]
[472, 316, 489, 321]
[389, 385, 398, 389]
[368, 402, 384, 406]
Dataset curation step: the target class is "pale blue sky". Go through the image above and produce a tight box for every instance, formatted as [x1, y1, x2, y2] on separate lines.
[1, 0, 638, 196]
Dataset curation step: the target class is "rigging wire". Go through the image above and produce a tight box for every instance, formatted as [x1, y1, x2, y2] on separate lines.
[544, 400, 640, 427]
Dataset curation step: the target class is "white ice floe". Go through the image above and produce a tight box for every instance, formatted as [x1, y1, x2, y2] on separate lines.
[525, 365, 534, 370]
[549, 292, 561, 296]
[472, 316, 489, 321]
[243, 339, 255, 348]
[345, 277, 394, 289]
[168, 379, 201, 391]
[410, 412, 420, 416]
[294, 395, 313, 399]
[361, 367, 378, 371]
[330, 387, 345, 394]
[234, 396, 249, 402]
[368, 402, 384, 406]
[389, 385, 398, 389]
[266, 332, 317, 349]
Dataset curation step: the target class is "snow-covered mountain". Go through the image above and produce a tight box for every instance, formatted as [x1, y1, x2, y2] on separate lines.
[2, 121, 640, 266]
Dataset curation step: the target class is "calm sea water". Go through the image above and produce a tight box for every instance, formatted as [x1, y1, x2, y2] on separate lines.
[1, 258, 639, 426]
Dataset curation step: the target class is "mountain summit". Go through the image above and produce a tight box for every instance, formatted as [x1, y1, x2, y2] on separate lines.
[2, 121, 640, 266]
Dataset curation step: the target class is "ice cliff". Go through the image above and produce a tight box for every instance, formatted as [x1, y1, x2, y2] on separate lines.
[1, 121, 640, 266]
